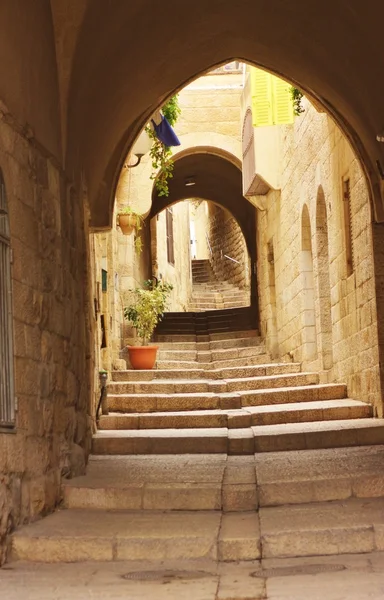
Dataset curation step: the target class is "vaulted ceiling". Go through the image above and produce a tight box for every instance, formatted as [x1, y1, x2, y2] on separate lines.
[3, 1, 384, 226]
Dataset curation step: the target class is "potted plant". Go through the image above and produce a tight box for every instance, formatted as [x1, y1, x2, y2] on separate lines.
[118, 206, 144, 235]
[123, 279, 173, 369]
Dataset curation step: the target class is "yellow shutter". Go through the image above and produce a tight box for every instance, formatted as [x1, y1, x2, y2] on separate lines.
[250, 67, 295, 127]
[250, 68, 273, 127]
[272, 77, 295, 125]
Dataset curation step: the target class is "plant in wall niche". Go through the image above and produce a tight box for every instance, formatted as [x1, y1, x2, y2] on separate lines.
[118, 206, 145, 236]
[146, 95, 181, 197]
[124, 279, 173, 369]
[290, 86, 305, 116]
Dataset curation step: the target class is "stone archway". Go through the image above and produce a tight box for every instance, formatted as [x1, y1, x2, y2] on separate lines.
[62, 2, 384, 229]
[148, 150, 258, 323]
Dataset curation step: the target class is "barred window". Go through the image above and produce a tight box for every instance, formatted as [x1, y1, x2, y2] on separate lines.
[0, 170, 15, 428]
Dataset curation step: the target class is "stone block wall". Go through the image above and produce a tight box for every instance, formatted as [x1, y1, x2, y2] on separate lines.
[0, 108, 93, 564]
[208, 203, 250, 290]
[257, 99, 382, 415]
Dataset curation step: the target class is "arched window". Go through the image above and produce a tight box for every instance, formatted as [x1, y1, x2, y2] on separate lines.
[0, 170, 15, 427]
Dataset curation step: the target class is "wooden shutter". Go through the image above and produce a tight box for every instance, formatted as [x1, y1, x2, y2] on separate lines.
[272, 76, 295, 125]
[251, 68, 273, 127]
[166, 207, 175, 265]
[251, 67, 294, 127]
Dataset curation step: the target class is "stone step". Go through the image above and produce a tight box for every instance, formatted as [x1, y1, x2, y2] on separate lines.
[156, 354, 271, 370]
[98, 400, 372, 431]
[110, 363, 301, 383]
[240, 383, 347, 406]
[108, 372, 318, 395]
[259, 497, 384, 558]
[252, 418, 384, 452]
[107, 383, 346, 414]
[256, 445, 384, 507]
[13, 509, 257, 562]
[92, 419, 384, 455]
[62, 447, 384, 512]
[18, 497, 384, 563]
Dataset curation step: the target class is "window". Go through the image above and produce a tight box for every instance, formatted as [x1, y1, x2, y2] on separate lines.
[0, 170, 15, 428]
[342, 177, 354, 276]
[166, 207, 175, 265]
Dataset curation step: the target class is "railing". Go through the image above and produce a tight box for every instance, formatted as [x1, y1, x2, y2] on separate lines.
[224, 254, 241, 264]
[206, 233, 213, 256]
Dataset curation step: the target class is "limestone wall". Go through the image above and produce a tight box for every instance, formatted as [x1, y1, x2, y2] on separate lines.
[208, 204, 250, 290]
[0, 107, 93, 564]
[257, 99, 382, 414]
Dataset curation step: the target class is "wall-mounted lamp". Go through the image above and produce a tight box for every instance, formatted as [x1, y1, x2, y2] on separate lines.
[125, 129, 152, 168]
[377, 129, 384, 143]
[185, 177, 196, 187]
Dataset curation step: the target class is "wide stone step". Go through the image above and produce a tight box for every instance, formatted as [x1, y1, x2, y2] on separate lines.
[240, 383, 347, 406]
[260, 497, 384, 558]
[92, 419, 384, 455]
[98, 400, 372, 431]
[108, 372, 318, 395]
[62, 447, 384, 512]
[252, 418, 384, 452]
[110, 363, 301, 383]
[157, 354, 271, 370]
[256, 445, 384, 507]
[107, 383, 346, 414]
[13, 509, 255, 562]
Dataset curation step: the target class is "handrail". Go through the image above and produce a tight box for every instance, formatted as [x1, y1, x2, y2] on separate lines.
[205, 233, 213, 256]
[224, 254, 241, 264]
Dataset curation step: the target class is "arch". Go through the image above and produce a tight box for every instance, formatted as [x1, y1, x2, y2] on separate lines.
[149, 150, 258, 320]
[301, 204, 317, 362]
[0, 168, 15, 427]
[65, 3, 384, 228]
[315, 186, 333, 369]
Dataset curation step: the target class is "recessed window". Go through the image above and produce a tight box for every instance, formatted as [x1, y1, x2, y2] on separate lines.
[166, 207, 175, 266]
[0, 169, 15, 429]
[342, 177, 354, 276]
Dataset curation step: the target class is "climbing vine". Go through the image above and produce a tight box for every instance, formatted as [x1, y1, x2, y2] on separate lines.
[145, 95, 181, 197]
[291, 87, 305, 116]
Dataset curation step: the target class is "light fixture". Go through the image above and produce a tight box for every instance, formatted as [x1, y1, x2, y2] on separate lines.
[185, 177, 196, 187]
[377, 128, 384, 143]
[126, 129, 152, 168]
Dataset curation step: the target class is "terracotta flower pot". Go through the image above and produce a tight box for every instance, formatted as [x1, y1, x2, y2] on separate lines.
[119, 214, 137, 235]
[128, 345, 158, 370]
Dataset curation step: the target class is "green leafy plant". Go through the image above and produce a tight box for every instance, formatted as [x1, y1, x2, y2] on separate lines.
[145, 95, 181, 197]
[291, 87, 305, 116]
[123, 279, 173, 345]
[134, 233, 143, 255]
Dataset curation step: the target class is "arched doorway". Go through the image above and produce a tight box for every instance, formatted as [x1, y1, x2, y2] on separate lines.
[301, 204, 317, 362]
[315, 186, 333, 369]
[149, 150, 258, 325]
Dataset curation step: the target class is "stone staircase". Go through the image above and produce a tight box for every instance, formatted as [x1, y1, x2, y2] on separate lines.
[190, 259, 249, 311]
[9, 316, 384, 567]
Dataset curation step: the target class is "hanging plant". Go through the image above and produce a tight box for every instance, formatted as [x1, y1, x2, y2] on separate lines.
[145, 95, 181, 197]
[290, 87, 305, 116]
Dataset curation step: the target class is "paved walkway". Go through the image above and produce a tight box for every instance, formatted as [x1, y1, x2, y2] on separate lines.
[2, 553, 384, 599]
